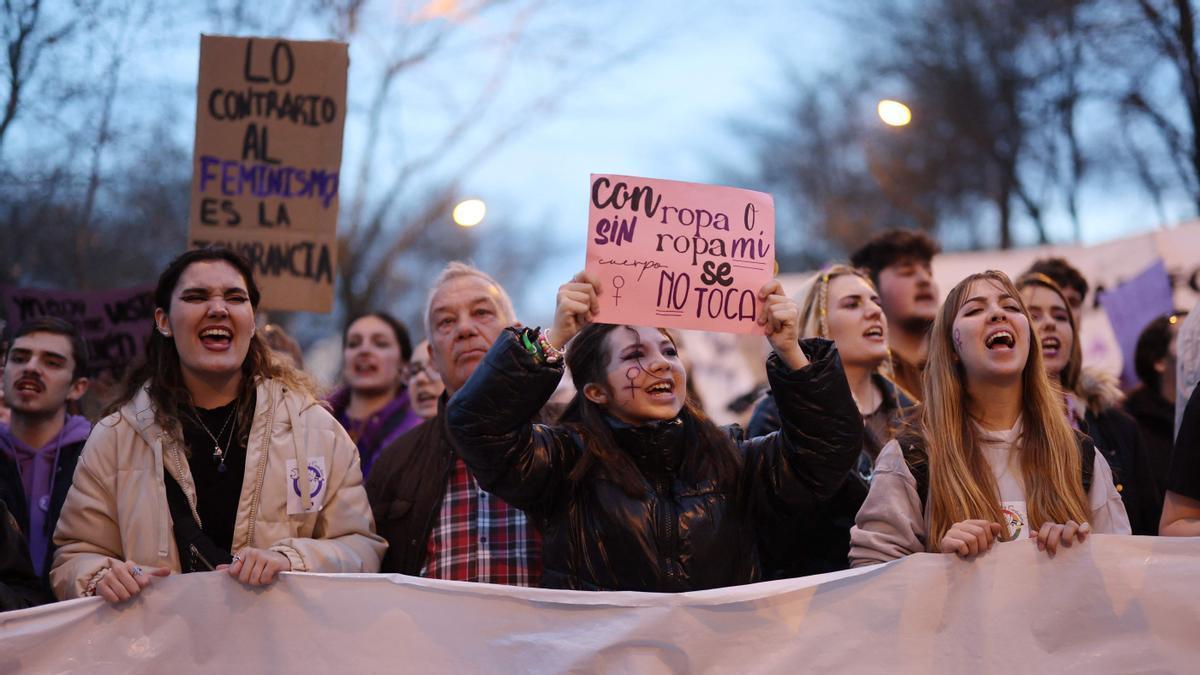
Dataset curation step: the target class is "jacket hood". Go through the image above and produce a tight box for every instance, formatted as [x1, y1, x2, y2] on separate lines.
[1075, 366, 1124, 415]
[60, 415, 93, 447]
[119, 377, 318, 448]
[0, 414, 91, 454]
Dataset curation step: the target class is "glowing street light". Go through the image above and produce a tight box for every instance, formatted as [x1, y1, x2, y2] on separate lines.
[452, 198, 486, 227]
[877, 99, 912, 127]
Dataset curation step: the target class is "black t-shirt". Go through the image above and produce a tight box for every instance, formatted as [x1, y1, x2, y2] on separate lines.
[1168, 386, 1200, 501]
[179, 394, 254, 555]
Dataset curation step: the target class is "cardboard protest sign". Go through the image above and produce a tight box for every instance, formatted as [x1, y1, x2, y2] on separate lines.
[2, 285, 155, 374]
[585, 174, 775, 334]
[188, 35, 348, 313]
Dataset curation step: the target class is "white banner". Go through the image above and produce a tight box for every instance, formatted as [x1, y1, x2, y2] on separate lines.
[1, 535, 1196, 673]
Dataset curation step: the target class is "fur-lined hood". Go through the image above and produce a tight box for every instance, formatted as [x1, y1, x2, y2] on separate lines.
[1075, 366, 1125, 415]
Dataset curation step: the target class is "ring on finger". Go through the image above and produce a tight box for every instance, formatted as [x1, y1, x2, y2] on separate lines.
[132, 565, 144, 577]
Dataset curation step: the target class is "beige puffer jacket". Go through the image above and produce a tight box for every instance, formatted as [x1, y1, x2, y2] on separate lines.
[50, 378, 387, 599]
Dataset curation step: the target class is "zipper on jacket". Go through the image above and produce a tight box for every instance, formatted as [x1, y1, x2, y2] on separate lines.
[415, 448, 457, 571]
[169, 440, 203, 528]
[654, 479, 677, 580]
[189, 543, 215, 571]
[244, 391, 275, 547]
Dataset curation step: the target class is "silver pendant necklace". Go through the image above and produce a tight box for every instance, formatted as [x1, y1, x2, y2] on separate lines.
[191, 402, 238, 473]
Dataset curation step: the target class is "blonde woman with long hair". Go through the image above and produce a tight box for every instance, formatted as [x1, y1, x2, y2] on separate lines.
[849, 271, 1129, 566]
[749, 264, 915, 577]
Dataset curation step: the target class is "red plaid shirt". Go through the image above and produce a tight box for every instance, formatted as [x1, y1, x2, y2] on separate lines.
[421, 457, 542, 586]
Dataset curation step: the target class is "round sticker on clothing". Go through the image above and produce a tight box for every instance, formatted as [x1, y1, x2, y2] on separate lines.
[292, 464, 325, 499]
[286, 457, 328, 514]
[1000, 501, 1028, 540]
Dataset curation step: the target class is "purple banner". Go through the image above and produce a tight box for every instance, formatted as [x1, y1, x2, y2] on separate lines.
[1097, 259, 1174, 389]
[2, 284, 155, 374]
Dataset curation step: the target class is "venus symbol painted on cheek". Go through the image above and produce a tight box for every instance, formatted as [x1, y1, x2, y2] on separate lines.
[625, 366, 641, 400]
[953, 328, 963, 352]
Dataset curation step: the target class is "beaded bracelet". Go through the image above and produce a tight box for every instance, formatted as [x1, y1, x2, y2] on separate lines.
[537, 329, 565, 364]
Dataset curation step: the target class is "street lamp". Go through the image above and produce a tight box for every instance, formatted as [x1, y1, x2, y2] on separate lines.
[452, 198, 486, 227]
[877, 99, 912, 127]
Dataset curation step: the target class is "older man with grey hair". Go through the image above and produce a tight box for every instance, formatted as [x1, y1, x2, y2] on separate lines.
[366, 262, 541, 584]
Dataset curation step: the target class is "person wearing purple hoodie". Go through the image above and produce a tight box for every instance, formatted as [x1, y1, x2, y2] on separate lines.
[326, 312, 421, 478]
[0, 317, 92, 578]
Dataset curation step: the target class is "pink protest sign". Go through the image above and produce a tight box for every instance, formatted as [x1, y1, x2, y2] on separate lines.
[585, 174, 775, 334]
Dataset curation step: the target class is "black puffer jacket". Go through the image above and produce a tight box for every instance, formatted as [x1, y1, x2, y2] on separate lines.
[446, 331, 863, 592]
[748, 373, 916, 578]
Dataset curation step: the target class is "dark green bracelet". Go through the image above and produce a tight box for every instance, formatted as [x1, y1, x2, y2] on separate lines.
[519, 327, 542, 358]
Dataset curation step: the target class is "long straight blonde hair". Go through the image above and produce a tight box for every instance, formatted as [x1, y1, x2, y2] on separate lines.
[916, 271, 1090, 549]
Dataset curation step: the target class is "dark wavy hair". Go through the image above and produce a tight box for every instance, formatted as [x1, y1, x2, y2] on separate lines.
[342, 312, 414, 362]
[849, 228, 941, 287]
[107, 247, 314, 449]
[558, 322, 742, 498]
[1025, 257, 1089, 304]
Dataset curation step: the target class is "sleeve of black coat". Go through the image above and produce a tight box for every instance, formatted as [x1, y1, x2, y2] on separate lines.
[445, 329, 580, 513]
[746, 393, 780, 438]
[741, 338, 864, 516]
[0, 500, 51, 612]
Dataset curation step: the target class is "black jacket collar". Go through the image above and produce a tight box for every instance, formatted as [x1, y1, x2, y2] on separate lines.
[605, 415, 685, 481]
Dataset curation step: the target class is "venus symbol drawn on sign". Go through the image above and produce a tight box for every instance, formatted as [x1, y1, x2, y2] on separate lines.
[612, 275, 625, 306]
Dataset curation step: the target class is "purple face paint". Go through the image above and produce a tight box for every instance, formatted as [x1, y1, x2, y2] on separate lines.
[615, 326, 673, 403]
[953, 327, 963, 353]
[625, 366, 642, 400]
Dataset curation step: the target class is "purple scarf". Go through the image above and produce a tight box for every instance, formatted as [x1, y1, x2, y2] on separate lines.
[327, 387, 421, 477]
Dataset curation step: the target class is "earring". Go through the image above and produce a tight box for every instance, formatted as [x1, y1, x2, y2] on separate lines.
[160, 328, 171, 337]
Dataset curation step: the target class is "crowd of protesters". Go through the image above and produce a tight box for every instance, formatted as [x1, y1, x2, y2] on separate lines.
[0, 230, 1197, 610]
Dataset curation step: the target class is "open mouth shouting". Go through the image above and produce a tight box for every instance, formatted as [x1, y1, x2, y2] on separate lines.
[644, 380, 676, 401]
[1041, 335, 1061, 358]
[199, 326, 234, 351]
[13, 377, 44, 395]
[984, 328, 1016, 350]
[863, 324, 885, 341]
[352, 359, 380, 376]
